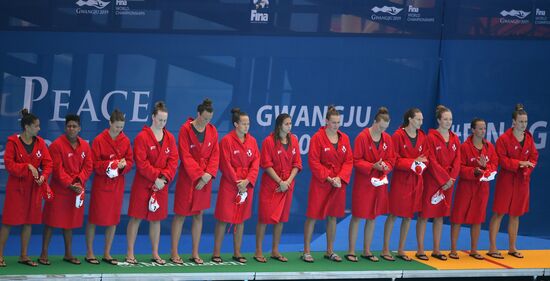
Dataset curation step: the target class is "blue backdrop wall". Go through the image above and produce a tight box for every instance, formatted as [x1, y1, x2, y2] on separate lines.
[0, 0, 549, 238]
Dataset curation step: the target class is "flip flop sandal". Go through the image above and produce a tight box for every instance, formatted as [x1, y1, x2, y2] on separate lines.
[396, 254, 412, 262]
[253, 256, 267, 263]
[232, 256, 247, 263]
[37, 258, 51, 265]
[344, 254, 358, 262]
[102, 257, 118, 265]
[301, 253, 314, 263]
[189, 257, 204, 264]
[169, 257, 184, 265]
[0, 257, 5, 267]
[211, 256, 223, 264]
[415, 253, 429, 261]
[84, 257, 100, 265]
[486, 252, 504, 259]
[18, 259, 38, 267]
[469, 253, 484, 260]
[360, 254, 379, 262]
[431, 253, 447, 261]
[63, 257, 81, 265]
[151, 257, 166, 265]
[270, 255, 288, 262]
[380, 254, 395, 262]
[324, 252, 342, 262]
[448, 252, 459, 259]
[508, 252, 524, 258]
[125, 257, 139, 264]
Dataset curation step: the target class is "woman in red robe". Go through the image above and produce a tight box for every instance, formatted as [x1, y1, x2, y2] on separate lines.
[40, 114, 93, 265]
[211, 108, 260, 264]
[85, 109, 133, 265]
[0, 109, 52, 267]
[450, 118, 498, 260]
[416, 105, 460, 261]
[381, 108, 428, 262]
[171, 99, 219, 265]
[254, 113, 302, 263]
[302, 106, 353, 263]
[346, 107, 395, 263]
[126, 101, 179, 265]
[488, 104, 538, 259]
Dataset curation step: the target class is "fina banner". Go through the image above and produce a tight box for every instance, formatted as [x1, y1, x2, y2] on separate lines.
[0, 0, 549, 237]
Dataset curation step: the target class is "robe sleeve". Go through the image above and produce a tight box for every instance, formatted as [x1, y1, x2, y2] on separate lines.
[308, 134, 332, 183]
[246, 141, 261, 188]
[3, 140, 29, 178]
[179, 127, 205, 182]
[353, 134, 374, 176]
[220, 138, 238, 183]
[133, 134, 161, 182]
[496, 136, 520, 172]
[205, 130, 220, 178]
[160, 135, 179, 183]
[337, 136, 353, 184]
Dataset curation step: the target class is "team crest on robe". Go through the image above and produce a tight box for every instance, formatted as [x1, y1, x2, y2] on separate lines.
[208, 142, 212, 147]
[190, 144, 196, 149]
[233, 150, 240, 154]
[324, 147, 330, 152]
[81, 152, 86, 159]
[109, 154, 115, 159]
[150, 146, 156, 151]
[68, 152, 74, 157]
[418, 145, 423, 152]
[292, 148, 296, 155]
[165, 147, 170, 154]
[277, 150, 282, 155]
[514, 145, 519, 150]
[36, 150, 42, 158]
[382, 143, 387, 151]
[342, 146, 347, 153]
[452, 144, 457, 151]
[247, 149, 252, 157]
[525, 150, 530, 155]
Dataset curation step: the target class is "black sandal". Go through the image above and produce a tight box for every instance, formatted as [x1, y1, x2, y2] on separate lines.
[18, 259, 38, 267]
[431, 253, 447, 261]
[85, 257, 100, 265]
[360, 254, 379, 262]
[415, 253, 429, 261]
[102, 257, 118, 265]
[344, 254, 358, 262]
[211, 256, 223, 263]
[232, 256, 247, 263]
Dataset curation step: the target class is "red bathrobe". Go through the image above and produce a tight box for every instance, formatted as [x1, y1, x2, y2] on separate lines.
[306, 127, 353, 220]
[88, 129, 134, 226]
[214, 130, 260, 224]
[352, 128, 395, 220]
[128, 126, 178, 221]
[493, 128, 538, 216]
[420, 129, 461, 218]
[258, 133, 302, 224]
[43, 135, 93, 229]
[389, 128, 429, 218]
[2, 134, 52, 225]
[451, 136, 498, 224]
[174, 119, 220, 216]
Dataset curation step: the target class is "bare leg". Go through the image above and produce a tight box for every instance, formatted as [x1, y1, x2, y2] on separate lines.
[170, 215, 185, 260]
[364, 219, 376, 256]
[382, 215, 396, 257]
[85, 223, 96, 259]
[303, 218, 316, 254]
[39, 225, 53, 261]
[397, 218, 411, 256]
[126, 217, 142, 260]
[233, 223, 244, 257]
[470, 224, 481, 254]
[416, 217, 427, 255]
[326, 216, 337, 255]
[488, 213, 504, 253]
[212, 221, 227, 258]
[149, 220, 162, 260]
[104, 225, 117, 260]
[62, 229, 75, 260]
[272, 223, 284, 257]
[347, 216, 360, 256]
[432, 217, 443, 255]
[255, 223, 267, 257]
[508, 216, 520, 253]
[0, 225, 11, 259]
[450, 223, 461, 254]
[191, 213, 203, 260]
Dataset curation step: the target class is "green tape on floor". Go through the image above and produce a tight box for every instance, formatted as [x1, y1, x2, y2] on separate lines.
[0, 251, 435, 276]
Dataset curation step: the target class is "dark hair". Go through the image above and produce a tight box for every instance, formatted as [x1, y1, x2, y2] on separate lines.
[402, 108, 421, 127]
[436, 105, 451, 120]
[470, 117, 485, 130]
[65, 114, 80, 126]
[231, 108, 248, 126]
[512, 103, 527, 120]
[374, 106, 390, 122]
[197, 98, 214, 114]
[110, 108, 125, 123]
[20, 108, 38, 131]
[273, 113, 291, 143]
[325, 105, 340, 120]
[152, 101, 168, 116]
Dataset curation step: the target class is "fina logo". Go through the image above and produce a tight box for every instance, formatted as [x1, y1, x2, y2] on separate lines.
[76, 0, 110, 9]
[500, 9, 531, 19]
[251, 0, 269, 23]
[371, 6, 403, 16]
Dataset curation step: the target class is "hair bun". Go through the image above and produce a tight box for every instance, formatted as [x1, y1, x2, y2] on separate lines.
[202, 99, 212, 107]
[231, 108, 241, 115]
[515, 103, 524, 111]
[378, 106, 389, 115]
[21, 108, 30, 116]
